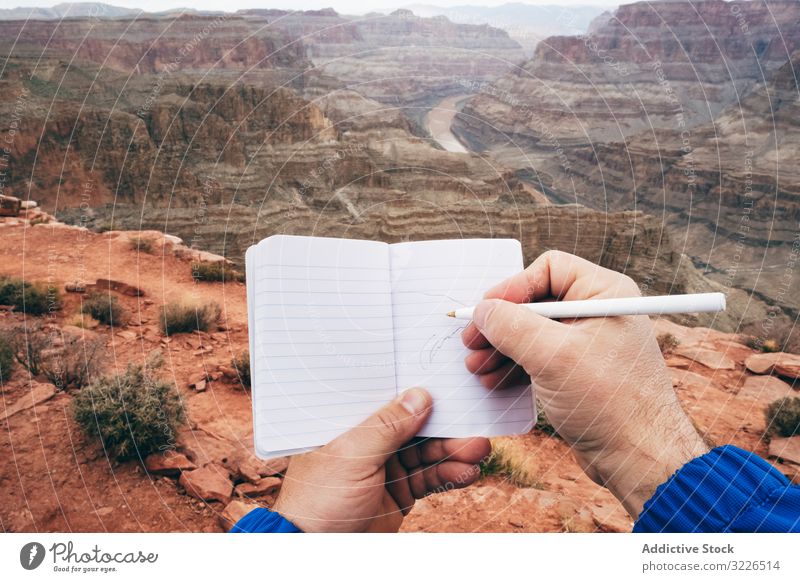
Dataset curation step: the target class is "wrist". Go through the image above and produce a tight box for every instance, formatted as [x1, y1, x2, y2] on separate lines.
[591, 425, 709, 519]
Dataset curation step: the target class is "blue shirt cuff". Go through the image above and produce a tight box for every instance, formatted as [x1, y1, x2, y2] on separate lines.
[230, 507, 303, 533]
[633, 444, 794, 532]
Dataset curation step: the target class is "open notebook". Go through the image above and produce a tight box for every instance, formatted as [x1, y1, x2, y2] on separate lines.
[245, 235, 535, 459]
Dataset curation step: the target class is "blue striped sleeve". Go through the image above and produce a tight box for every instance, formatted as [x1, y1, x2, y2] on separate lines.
[230, 508, 303, 533]
[634, 445, 800, 532]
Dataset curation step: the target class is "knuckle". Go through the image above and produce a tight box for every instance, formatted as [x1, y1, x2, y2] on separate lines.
[542, 249, 564, 261]
[375, 409, 405, 437]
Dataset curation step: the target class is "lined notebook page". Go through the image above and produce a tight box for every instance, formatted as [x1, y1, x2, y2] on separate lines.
[248, 235, 396, 458]
[390, 239, 535, 438]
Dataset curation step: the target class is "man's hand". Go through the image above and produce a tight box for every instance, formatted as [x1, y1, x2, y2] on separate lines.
[461, 250, 708, 518]
[272, 388, 491, 532]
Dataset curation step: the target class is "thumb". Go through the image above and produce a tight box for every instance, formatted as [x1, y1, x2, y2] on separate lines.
[472, 299, 565, 368]
[329, 388, 432, 466]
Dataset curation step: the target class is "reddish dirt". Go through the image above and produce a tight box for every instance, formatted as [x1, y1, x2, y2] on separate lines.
[1, 219, 797, 532]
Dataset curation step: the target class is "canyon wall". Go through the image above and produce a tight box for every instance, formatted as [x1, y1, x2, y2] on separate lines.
[452, 1, 800, 341]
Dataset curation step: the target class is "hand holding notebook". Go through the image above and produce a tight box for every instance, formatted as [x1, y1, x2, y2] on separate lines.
[245, 235, 535, 459]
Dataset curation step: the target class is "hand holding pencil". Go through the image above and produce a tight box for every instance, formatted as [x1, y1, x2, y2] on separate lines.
[460, 250, 709, 519]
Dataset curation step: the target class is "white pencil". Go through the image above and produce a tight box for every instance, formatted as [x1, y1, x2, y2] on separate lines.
[446, 292, 726, 320]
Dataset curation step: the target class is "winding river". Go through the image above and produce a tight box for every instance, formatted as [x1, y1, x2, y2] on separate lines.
[424, 94, 473, 154]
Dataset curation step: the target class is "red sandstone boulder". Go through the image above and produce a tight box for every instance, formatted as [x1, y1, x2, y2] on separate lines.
[179, 464, 233, 504]
[736, 376, 796, 404]
[235, 477, 282, 498]
[144, 451, 197, 477]
[745, 353, 800, 379]
[674, 345, 735, 371]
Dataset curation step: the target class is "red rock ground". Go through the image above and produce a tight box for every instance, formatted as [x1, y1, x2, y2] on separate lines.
[1, 218, 798, 532]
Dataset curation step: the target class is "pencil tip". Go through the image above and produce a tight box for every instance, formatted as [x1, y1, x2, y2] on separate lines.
[446, 311, 455, 318]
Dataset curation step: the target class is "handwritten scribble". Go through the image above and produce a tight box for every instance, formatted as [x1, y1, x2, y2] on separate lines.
[419, 324, 466, 370]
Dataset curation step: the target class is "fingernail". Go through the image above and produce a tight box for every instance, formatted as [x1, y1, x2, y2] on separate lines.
[473, 300, 497, 329]
[399, 388, 430, 415]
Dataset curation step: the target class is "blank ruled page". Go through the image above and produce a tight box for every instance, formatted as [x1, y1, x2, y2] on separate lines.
[390, 239, 535, 438]
[248, 235, 396, 458]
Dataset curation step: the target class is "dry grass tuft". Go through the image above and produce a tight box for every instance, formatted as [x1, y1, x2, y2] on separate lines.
[480, 437, 544, 489]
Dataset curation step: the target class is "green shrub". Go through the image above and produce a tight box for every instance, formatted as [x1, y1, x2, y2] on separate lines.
[160, 300, 220, 335]
[232, 350, 251, 389]
[82, 292, 126, 326]
[73, 363, 185, 460]
[0, 276, 61, 315]
[765, 397, 800, 438]
[657, 332, 680, 354]
[191, 262, 244, 283]
[0, 336, 14, 383]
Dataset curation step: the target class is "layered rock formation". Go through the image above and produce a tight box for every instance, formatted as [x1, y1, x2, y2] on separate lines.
[451, 1, 800, 346]
[238, 8, 525, 104]
[0, 14, 304, 74]
[557, 51, 800, 315]
[0, 4, 790, 343]
[455, 0, 800, 150]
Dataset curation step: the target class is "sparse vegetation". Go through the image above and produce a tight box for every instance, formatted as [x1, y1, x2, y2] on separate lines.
[191, 262, 244, 283]
[4, 324, 103, 388]
[232, 350, 251, 389]
[0, 276, 61, 315]
[479, 438, 544, 488]
[129, 237, 155, 254]
[41, 334, 104, 390]
[66, 312, 100, 330]
[6, 323, 50, 375]
[657, 332, 680, 354]
[745, 335, 784, 353]
[82, 292, 126, 327]
[73, 362, 185, 460]
[765, 397, 800, 438]
[160, 299, 220, 335]
[0, 336, 14, 383]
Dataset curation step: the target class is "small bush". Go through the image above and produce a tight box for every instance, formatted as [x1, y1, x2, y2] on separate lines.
[0, 276, 61, 315]
[765, 397, 800, 438]
[160, 300, 220, 335]
[657, 332, 680, 354]
[73, 363, 185, 460]
[191, 262, 244, 283]
[129, 237, 155, 254]
[6, 323, 50, 375]
[82, 292, 126, 326]
[41, 334, 104, 390]
[479, 438, 543, 488]
[761, 339, 781, 353]
[232, 350, 251, 389]
[745, 336, 783, 353]
[0, 336, 14, 383]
